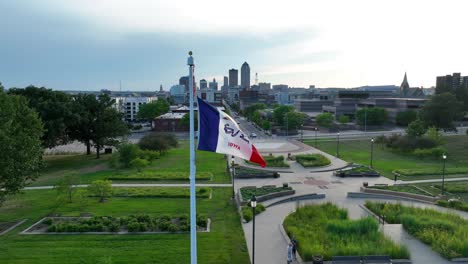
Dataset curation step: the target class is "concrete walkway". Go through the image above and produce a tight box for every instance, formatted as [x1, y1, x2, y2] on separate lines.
[398, 177, 468, 184]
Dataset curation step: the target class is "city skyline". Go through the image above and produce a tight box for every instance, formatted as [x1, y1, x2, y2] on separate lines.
[1, 0, 467, 91]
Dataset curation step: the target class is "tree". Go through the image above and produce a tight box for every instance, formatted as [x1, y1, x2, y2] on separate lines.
[262, 120, 271, 131]
[420, 92, 463, 129]
[180, 113, 198, 130]
[55, 174, 78, 203]
[118, 143, 141, 167]
[138, 134, 170, 155]
[68, 94, 98, 155]
[395, 110, 418, 126]
[316, 113, 334, 128]
[285, 111, 307, 130]
[137, 99, 170, 120]
[406, 119, 427, 137]
[129, 158, 149, 172]
[8, 86, 73, 148]
[87, 180, 112, 202]
[244, 103, 266, 120]
[89, 94, 129, 159]
[338, 115, 350, 124]
[273, 105, 294, 125]
[0, 90, 43, 204]
[356, 107, 388, 126]
[426, 126, 443, 145]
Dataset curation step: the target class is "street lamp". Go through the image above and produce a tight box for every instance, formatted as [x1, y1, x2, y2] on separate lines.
[441, 154, 447, 195]
[315, 127, 318, 147]
[336, 132, 340, 158]
[370, 138, 374, 168]
[251, 195, 257, 264]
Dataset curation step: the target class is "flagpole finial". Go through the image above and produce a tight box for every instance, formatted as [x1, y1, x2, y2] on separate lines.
[187, 51, 194, 66]
[189, 51, 193, 56]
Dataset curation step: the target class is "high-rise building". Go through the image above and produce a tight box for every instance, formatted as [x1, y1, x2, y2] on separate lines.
[229, 69, 238, 87]
[223, 76, 228, 88]
[436, 72, 467, 94]
[209, 78, 218, 90]
[259, 82, 271, 92]
[200, 79, 208, 90]
[241, 62, 250, 89]
[179, 76, 189, 92]
[272, 84, 288, 92]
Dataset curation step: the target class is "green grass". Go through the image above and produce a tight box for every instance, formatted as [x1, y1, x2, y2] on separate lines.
[0, 188, 249, 264]
[107, 172, 212, 181]
[239, 186, 292, 201]
[32, 141, 230, 186]
[111, 187, 212, 199]
[247, 155, 289, 168]
[305, 136, 468, 180]
[368, 185, 434, 197]
[294, 154, 331, 168]
[365, 202, 468, 259]
[283, 203, 409, 261]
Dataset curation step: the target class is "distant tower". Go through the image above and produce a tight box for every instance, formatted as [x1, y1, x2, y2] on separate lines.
[255, 72, 258, 85]
[200, 79, 208, 90]
[160, 84, 163, 92]
[209, 78, 218, 90]
[179, 76, 189, 92]
[400, 72, 410, 97]
[223, 76, 228, 88]
[241, 62, 250, 89]
[229, 69, 238, 87]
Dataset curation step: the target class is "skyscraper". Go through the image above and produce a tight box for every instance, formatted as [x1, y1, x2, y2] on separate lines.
[241, 62, 250, 89]
[200, 79, 208, 90]
[223, 76, 228, 88]
[209, 78, 218, 90]
[229, 69, 238, 87]
[179, 76, 189, 92]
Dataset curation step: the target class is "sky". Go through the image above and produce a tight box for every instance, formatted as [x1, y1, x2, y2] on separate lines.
[1, 0, 467, 91]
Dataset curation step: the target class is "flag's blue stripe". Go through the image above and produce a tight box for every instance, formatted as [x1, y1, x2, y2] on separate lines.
[197, 97, 219, 152]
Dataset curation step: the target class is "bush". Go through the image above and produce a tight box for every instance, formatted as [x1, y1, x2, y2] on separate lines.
[88, 180, 113, 202]
[168, 224, 178, 232]
[118, 144, 141, 167]
[242, 204, 266, 222]
[316, 113, 334, 128]
[413, 147, 446, 158]
[138, 133, 178, 154]
[129, 158, 150, 172]
[196, 215, 208, 228]
[43, 218, 53, 225]
[295, 154, 331, 167]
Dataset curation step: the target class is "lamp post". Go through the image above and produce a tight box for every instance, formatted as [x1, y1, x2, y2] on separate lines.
[370, 138, 374, 168]
[231, 158, 235, 199]
[336, 132, 340, 158]
[251, 195, 257, 264]
[441, 154, 447, 195]
[315, 127, 318, 147]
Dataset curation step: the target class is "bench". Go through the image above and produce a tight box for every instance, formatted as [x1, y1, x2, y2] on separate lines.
[331, 256, 361, 264]
[362, 255, 391, 264]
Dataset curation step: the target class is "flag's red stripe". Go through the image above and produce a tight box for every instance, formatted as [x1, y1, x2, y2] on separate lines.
[249, 145, 266, 168]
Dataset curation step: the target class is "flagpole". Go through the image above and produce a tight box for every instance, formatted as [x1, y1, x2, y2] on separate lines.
[188, 51, 197, 264]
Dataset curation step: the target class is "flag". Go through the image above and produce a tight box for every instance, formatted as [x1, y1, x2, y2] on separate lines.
[197, 97, 266, 167]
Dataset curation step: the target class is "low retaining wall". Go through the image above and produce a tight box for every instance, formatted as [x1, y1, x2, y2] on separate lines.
[361, 187, 437, 203]
[347, 191, 434, 204]
[267, 193, 326, 208]
[239, 187, 295, 206]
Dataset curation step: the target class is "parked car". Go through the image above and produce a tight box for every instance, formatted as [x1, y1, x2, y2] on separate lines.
[250, 133, 257, 138]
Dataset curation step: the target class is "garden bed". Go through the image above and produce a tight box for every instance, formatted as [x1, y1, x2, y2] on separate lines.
[239, 186, 294, 205]
[293, 154, 331, 168]
[241, 204, 266, 222]
[0, 220, 27, 235]
[111, 187, 212, 199]
[107, 171, 212, 181]
[335, 166, 380, 177]
[283, 203, 409, 261]
[368, 185, 434, 197]
[235, 167, 280, 178]
[393, 167, 468, 177]
[22, 215, 210, 235]
[365, 201, 468, 260]
[246, 155, 289, 168]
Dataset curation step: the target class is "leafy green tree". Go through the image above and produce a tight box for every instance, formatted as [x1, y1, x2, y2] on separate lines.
[273, 105, 294, 125]
[395, 110, 418, 126]
[338, 115, 350, 124]
[316, 113, 334, 128]
[8, 86, 73, 148]
[88, 180, 112, 202]
[129, 158, 149, 172]
[356, 107, 388, 126]
[285, 111, 307, 130]
[137, 99, 170, 120]
[68, 94, 97, 155]
[426, 127, 443, 145]
[55, 174, 78, 203]
[118, 143, 141, 167]
[420, 93, 463, 129]
[262, 120, 271, 131]
[180, 113, 198, 130]
[244, 103, 266, 120]
[138, 134, 170, 155]
[406, 119, 427, 137]
[0, 90, 43, 204]
[251, 110, 262, 126]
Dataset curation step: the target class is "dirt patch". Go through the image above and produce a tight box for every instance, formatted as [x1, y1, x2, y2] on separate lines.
[79, 164, 109, 174]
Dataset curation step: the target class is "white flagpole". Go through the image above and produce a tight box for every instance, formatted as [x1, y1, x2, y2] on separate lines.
[187, 51, 197, 264]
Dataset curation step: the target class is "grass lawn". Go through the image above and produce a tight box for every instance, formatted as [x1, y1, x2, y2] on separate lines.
[32, 141, 230, 186]
[0, 188, 249, 264]
[305, 135, 468, 180]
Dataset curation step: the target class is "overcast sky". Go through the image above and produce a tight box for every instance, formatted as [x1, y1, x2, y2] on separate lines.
[1, 0, 467, 91]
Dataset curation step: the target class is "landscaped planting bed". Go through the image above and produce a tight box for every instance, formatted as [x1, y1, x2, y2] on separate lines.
[368, 185, 434, 197]
[107, 171, 212, 181]
[436, 199, 468, 212]
[235, 167, 280, 178]
[112, 187, 211, 199]
[247, 155, 289, 168]
[241, 204, 266, 222]
[336, 166, 379, 177]
[393, 167, 468, 177]
[294, 154, 331, 168]
[24, 214, 209, 234]
[365, 201, 468, 259]
[283, 203, 409, 261]
[239, 186, 293, 201]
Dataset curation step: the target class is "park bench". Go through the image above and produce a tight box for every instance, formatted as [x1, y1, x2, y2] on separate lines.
[362, 255, 391, 264]
[331, 256, 362, 264]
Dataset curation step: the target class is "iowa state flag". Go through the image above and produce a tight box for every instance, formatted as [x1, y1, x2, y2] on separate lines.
[197, 97, 266, 167]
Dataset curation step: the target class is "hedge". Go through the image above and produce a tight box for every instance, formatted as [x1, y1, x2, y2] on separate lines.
[294, 154, 331, 168]
[112, 187, 211, 198]
[241, 204, 266, 222]
[107, 171, 212, 181]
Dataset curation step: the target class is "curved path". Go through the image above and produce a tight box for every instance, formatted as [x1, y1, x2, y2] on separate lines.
[235, 139, 468, 264]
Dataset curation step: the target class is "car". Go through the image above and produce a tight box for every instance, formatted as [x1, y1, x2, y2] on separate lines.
[250, 133, 257, 138]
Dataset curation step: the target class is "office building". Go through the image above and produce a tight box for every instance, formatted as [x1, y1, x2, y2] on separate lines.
[200, 79, 208, 90]
[241, 62, 250, 89]
[229, 69, 238, 87]
[223, 76, 228, 88]
[209, 78, 218, 90]
[258, 82, 271, 92]
[436, 72, 468, 94]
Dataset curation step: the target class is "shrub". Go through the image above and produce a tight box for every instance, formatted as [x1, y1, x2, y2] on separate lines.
[316, 113, 334, 128]
[129, 158, 150, 172]
[118, 143, 141, 167]
[138, 133, 177, 154]
[127, 221, 140, 232]
[87, 180, 113, 202]
[413, 147, 446, 158]
[168, 224, 178, 232]
[242, 207, 253, 222]
[43, 218, 53, 225]
[196, 215, 208, 227]
[295, 154, 331, 167]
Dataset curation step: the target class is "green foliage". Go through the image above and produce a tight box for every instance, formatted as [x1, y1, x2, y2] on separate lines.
[240, 186, 292, 201]
[261, 120, 271, 131]
[180, 113, 198, 130]
[244, 103, 266, 120]
[129, 158, 149, 172]
[284, 203, 409, 261]
[365, 202, 468, 259]
[107, 171, 212, 181]
[8, 86, 73, 148]
[273, 105, 295, 125]
[394, 167, 468, 176]
[396, 110, 418, 126]
[356, 107, 388, 126]
[425, 127, 444, 145]
[294, 154, 331, 167]
[316, 112, 334, 128]
[0, 91, 43, 204]
[406, 119, 427, 137]
[137, 99, 170, 120]
[338, 115, 350, 124]
[55, 174, 78, 203]
[241, 204, 266, 222]
[285, 111, 307, 130]
[118, 144, 141, 167]
[436, 200, 468, 212]
[421, 92, 464, 129]
[247, 155, 289, 168]
[87, 180, 113, 202]
[413, 147, 446, 158]
[384, 134, 437, 152]
[112, 187, 211, 198]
